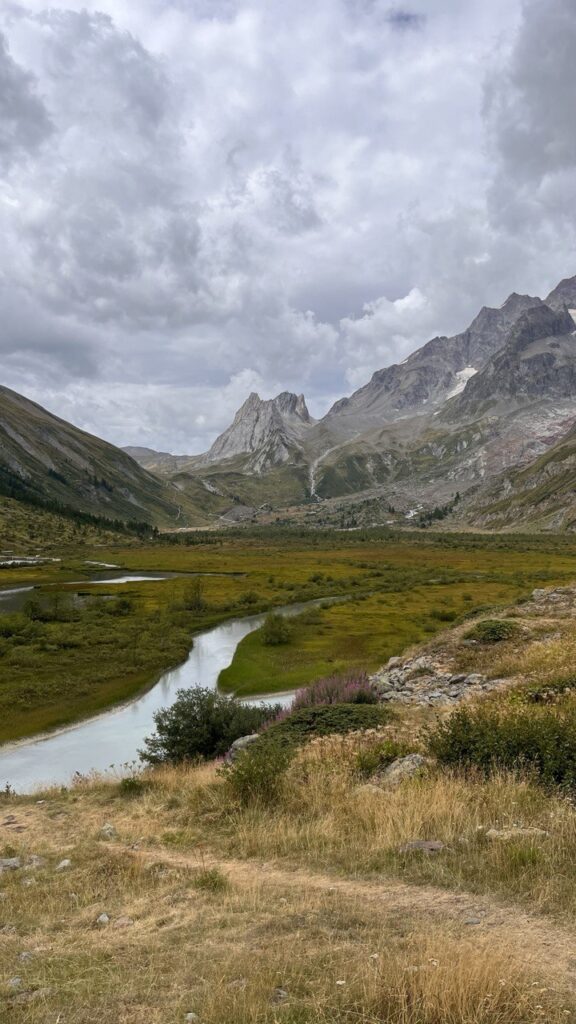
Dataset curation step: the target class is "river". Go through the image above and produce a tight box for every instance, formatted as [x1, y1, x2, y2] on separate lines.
[0, 571, 302, 792]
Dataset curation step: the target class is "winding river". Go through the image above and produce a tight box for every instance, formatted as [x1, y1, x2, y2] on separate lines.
[0, 571, 302, 792]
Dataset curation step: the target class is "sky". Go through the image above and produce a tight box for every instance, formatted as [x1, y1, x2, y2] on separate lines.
[1, 0, 576, 454]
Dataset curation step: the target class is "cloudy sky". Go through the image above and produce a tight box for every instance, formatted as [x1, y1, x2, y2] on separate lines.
[1, 0, 575, 453]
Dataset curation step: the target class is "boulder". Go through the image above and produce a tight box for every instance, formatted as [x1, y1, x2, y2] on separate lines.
[99, 823, 117, 840]
[398, 840, 445, 855]
[227, 734, 260, 761]
[375, 753, 429, 788]
[0, 857, 21, 872]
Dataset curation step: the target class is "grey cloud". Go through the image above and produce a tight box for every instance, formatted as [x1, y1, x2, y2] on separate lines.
[0, 31, 52, 169]
[2, 0, 573, 453]
[385, 9, 425, 30]
[484, 0, 576, 288]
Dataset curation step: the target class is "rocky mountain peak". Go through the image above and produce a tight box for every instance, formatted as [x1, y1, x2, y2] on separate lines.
[545, 274, 576, 312]
[202, 390, 313, 470]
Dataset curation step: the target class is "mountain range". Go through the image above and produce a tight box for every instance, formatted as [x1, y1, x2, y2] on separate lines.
[125, 272, 576, 530]
[2, 271, 576, 532]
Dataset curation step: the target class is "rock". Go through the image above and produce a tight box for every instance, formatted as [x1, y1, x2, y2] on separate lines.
[386, 656, 403, 669]
[227, 734, 260, 761]
[465, 674, 486, 686]
[0, 857, 21, 872]
[25, 855, 46, 870]
[185, 1013, 200, 1022]
[55, 859, 71, 872]
[271, 988, 289, 1003]
[22, 878, 36, 887]
[8, 977, 22, 990]
[99, 823, 117, 840]
[112, 916, 134, 929]
[96, 913, 110, 927]
[464, 917, 482, 926]
[376, 753, 429, 788]
[398, 840, 445, 855]
[485, 826, 548, 841]
[18, 952, 34, 962]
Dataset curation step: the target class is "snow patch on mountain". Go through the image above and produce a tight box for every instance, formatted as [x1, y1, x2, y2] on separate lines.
[446, 367, 477, 399]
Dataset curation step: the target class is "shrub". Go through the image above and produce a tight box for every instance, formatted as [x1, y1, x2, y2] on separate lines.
[259, 702, 391, 749]
[181, 578, 205, 612]
[428, 701, 576, 787]
[465, 619, 521, 644]
[192, 867, 229, 893]
[220, 739, 293, 805]
[118, 776, 149, 798]
[292, 671, 378, 710]
[140, 687, 280, 765]
[355, 738, 411, 778]
[261, 612, 293, 645]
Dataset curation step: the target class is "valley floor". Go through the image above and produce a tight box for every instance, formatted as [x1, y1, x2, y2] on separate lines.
[3, 527, 576, 741]
[5, 569, 576, 1020]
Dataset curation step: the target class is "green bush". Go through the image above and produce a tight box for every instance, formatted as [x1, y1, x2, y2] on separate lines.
[140, 688, 280, 765]
[220, 739, 293, 805]
[259, 702, 391, 749]
[261, 612, 293, 646]
[181, 578, 205, 613]
[118, 776, 149, 798]
[356, 738, 410, 778]
[464, 619, 521, 644]
[428, 702, 576, 787]
[192, 867, 230, 893]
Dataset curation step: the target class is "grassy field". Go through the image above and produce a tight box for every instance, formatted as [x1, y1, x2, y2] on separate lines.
[3, 526, 576, 741]
[5, 568, 576, 1020]
[219, 577, 532, 696]
[2, 759, 576, 1021]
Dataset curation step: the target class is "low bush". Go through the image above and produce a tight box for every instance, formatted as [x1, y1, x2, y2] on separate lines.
[140, 687, 280, 765]
[465, 619, 521, 644]
[261, 611, 293, 645]
[292, 671, 378, 710]
[259, 702, 391, 749]
[355, 737, 411, 778]
[220, 738, 293, 805]
[428, 701, 576, 787]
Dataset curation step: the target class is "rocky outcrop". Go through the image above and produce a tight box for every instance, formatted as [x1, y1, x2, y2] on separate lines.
[370, 655, 507, 705]
[201, 392, 314, 472]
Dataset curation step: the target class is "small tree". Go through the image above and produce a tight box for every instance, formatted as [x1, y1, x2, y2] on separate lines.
[182, 578, 205, 613]
[139, 687, 280, 765]
[261, 612, 293, 646]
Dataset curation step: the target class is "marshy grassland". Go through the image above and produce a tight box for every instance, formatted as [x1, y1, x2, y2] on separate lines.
[3, 526, 576, 740]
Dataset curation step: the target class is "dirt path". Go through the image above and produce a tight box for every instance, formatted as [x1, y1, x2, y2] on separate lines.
[114, 842, 576, 990]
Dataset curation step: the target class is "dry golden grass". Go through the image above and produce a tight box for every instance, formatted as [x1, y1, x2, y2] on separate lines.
[1, 813, 575, 1024]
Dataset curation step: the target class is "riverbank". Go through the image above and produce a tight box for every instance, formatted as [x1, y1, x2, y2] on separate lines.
[3, 529, 576, 748]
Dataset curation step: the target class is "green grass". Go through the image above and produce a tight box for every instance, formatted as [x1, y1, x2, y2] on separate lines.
[219, 579, 548, 696]
[3, 526, 576, 743]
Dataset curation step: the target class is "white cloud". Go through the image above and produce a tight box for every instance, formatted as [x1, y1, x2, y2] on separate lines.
[1, 0, 573, 452]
